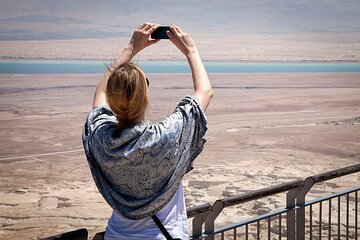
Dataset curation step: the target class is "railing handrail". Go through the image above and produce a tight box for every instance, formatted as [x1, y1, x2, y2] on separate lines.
[187, 203, 212, 218]
[186, 163, 360, 218]
[221, 179, 303, 208]
[311, 163, 360, 183]
[186, 179, 304, 218]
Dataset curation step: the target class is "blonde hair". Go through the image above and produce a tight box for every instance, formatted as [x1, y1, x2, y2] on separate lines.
[106, 62, 149, 131]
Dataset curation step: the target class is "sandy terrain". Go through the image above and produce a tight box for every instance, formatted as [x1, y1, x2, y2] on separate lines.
[0, 72, 359, 239]
[1, 33, 360, 62]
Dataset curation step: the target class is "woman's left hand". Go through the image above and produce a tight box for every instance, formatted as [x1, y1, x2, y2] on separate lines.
[128, 22, 161, 55]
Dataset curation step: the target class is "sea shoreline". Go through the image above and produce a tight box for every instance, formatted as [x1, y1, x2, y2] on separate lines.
[1, 60, 360, 75]
[1, 57, 360, 63]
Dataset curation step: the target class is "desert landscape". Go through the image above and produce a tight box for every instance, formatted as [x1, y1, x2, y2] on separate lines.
[0, 71, 359, 239]
[1, 1, 360, 239]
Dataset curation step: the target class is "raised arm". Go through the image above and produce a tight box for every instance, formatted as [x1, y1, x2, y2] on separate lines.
[92, 22, 160, 108]
[167, 24, 213, 111]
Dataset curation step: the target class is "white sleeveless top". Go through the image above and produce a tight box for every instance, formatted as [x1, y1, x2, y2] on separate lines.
[105, 182, 188, 240]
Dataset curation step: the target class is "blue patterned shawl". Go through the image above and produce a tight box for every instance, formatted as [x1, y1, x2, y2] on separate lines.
[82, 96, 207, 220]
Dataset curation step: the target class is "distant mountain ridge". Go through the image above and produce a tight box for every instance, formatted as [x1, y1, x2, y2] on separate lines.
[0, 0, 359, 40]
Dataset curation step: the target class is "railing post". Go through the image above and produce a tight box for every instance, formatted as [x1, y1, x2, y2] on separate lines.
[204, 200, 224, 240]
[296, 177, 314, 240]
[192, 211, 211, 239]
[286, 188, 299, 240]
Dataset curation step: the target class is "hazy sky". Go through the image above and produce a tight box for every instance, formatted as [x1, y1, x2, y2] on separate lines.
[0, 0, 359, 40]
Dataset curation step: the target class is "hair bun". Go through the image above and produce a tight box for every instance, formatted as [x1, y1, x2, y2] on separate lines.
[106, 62, 149, 132]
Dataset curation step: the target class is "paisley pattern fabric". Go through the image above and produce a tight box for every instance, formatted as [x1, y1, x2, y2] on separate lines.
[82, 96, 207, 220]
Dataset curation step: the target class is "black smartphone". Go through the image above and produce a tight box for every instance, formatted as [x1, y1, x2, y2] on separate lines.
[151, 26, 170, 39]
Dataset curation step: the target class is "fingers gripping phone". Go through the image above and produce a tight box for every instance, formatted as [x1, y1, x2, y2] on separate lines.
[151, 26, 170, 39]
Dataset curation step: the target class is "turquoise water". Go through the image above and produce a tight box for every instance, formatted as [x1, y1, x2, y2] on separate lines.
[0, 60, 360, 74]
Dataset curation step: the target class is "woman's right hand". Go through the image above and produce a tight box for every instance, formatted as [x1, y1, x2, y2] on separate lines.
[167, 24, 198, 58]
[128, 22, 161, 55]
[93, 22, 160, 108]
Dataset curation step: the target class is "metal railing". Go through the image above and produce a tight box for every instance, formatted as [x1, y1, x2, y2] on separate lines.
[39, 164, 360, 240]
[187, 163, 360, 240]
